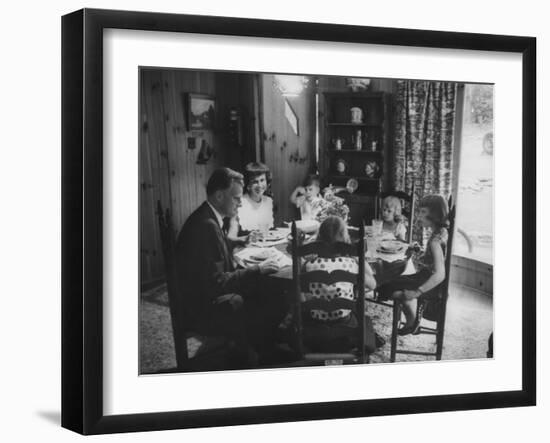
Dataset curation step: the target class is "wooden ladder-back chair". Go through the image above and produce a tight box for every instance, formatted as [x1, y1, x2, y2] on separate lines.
[156, 200, 189, 369]
[375, 183, 416, 244]
[389, 195, 456, 362]
[156, 201, 228, 372]
[291, 222, 375, 365]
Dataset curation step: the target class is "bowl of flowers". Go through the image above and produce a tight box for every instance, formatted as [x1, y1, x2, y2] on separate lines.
[316, 185, 350, 223]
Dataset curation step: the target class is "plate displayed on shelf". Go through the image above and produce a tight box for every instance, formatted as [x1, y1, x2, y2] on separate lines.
[346, 178, 358, 193]
[364, 160, 379, 178]
[334, 158, 349, 175]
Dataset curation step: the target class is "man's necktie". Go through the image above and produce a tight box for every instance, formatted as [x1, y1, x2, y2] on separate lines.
[222, 217, 231, 237]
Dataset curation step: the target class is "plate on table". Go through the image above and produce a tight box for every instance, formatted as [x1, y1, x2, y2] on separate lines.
[239, 247, 292, 268]
[263, 228, 289, 242]
[249, 248, 278, 262]
[377, 239, 406, 254]
[250, 227, 290, 247]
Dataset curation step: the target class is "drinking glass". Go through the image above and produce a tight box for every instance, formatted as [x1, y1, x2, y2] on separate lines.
[372, 219, 383, 236]
[365, 235, 376, 260]
[258, 222, 270, 242]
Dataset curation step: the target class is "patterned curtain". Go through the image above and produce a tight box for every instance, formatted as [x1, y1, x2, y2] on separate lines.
[392, 81, 458, 243]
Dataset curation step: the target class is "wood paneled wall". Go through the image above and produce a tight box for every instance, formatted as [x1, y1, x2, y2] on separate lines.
[140, 69, 244, 285]
[260, 75, 316, 224]
[451, 256, 493, 296]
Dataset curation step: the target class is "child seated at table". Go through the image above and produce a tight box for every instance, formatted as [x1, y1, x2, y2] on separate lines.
[380, 194, 448, 336]
[381, 195, 408, 241]
[280, 216, 378, 351]
[290, 174, 325, 221]
[304, 216, 377, 319]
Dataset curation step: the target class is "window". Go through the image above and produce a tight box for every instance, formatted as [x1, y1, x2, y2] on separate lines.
[454, 84, 494, 264]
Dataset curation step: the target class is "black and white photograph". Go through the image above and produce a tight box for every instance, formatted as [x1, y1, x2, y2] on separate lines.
[139, 69, 494, 374]
[0, 0, 543, 439]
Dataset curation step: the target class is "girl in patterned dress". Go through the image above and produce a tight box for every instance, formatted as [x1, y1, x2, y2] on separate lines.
[303, 216, 376, 322]
[295, 216, 377, 352]
[383, 195, 449, 335]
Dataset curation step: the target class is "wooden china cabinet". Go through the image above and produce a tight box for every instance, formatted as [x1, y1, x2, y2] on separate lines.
[320, 91, 391, 226]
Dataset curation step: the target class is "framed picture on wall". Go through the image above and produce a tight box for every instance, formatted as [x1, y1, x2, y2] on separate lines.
[186, 93, 216, 130]
[62, 8, 536, 435]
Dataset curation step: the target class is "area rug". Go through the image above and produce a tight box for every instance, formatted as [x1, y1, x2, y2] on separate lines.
[139, 284, 492, 373]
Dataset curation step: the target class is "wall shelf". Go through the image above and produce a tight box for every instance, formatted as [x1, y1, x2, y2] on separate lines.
[327, 123, 382, 127]
[328, 149, 382, 154]
[329, 175, 380, 181]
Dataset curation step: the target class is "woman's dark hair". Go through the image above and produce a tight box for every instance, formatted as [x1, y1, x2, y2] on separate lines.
[243, 162, 271, 191]
[206, 167, 244, 196]
[303, 174, 321, 188]
[419, 194, 449, 229]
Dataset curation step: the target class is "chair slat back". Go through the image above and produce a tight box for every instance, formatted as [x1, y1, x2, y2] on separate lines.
[301, 297, 357, 312]
[300, 270, 358, 289]
[441, 195, 456, 298]
[432, 195, 456, 359]
[295, 241, 359, 258]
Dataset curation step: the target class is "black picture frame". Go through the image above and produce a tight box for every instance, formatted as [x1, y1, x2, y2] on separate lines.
[62, 8, 536, 435]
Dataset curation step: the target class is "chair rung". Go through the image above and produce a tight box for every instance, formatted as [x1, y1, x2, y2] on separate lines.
[304, 352, 357, 361]
[417, 328, 438, 335]
[395, 349, 437, 357]
[365, 298, 393, 308]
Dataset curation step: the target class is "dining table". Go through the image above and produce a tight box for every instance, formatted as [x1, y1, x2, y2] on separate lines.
[233, 226, 414, 286]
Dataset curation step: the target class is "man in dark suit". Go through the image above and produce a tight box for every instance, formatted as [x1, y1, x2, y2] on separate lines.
[175, 167, 279, 364]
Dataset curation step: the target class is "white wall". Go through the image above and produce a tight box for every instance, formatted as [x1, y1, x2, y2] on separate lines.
[0, 1, 545, 441]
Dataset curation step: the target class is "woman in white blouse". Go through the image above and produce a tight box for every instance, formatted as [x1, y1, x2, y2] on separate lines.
[228, 162, 274, 238]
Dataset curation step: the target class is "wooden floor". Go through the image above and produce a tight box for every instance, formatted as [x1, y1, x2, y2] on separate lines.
[139, 283, 493, 373]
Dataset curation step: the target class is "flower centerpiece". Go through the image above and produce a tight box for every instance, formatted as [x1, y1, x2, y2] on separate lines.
[315, 185, 350, 223]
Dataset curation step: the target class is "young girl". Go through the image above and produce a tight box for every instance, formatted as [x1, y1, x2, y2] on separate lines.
[290, 175, 325, 221]
[304, 216, 377, 318]
[381, 195, 408, 241]
[279, 215, 376, 323]
[289, 216, 377, 352]
[383, 195, 448, 335]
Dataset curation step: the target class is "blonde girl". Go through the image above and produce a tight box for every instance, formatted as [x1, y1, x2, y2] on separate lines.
[297, 216, 377, 351]
[381, 195, 408, 241]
